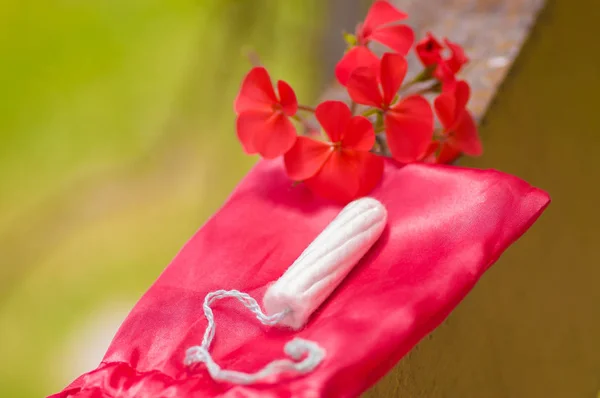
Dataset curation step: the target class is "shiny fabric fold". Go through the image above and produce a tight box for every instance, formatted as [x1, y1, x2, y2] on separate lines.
[50, 159, 550, 398]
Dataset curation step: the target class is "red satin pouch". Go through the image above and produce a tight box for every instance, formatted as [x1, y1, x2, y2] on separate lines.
[50, 159, 549, 398]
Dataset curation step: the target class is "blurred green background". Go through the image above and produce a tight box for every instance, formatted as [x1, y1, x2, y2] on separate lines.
[0, 1, 330, 396]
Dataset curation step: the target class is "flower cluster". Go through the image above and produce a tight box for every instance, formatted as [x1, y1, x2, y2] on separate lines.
[234, 0, 482, 203]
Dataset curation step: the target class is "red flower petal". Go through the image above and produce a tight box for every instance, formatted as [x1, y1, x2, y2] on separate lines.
[347, 67, 383, 108]
[361, 0, 408, 39]
[436, 142, 462, 164]
[385, 95, 434, 163]
[415, 32, 443, 66]
[315, 101, 352, 143]
[304, 150, 383, 203]
[421, 141, 440, 163]
[236, 111, 266, 154]
[439, 72, 458, 93]
[277, 80, 298, 116]
[304, 150, 361, 203]
[284, 136, 333, 181]
[368, 24, 414, 55]
[380, 53, 408, 107]
[433, 61, 456, 85]
[451, 110, 482, 156]
[433, 91, 456, 131]
[234, 67, 278, 114]
[342, 116, 376, 151]
[238, 111, 297, 159]
[435, 80, 472, 130]
[444, 38, 469, 74]
[355, 151, 385, 197]
[434, 80, 482, 159]
[335, 46, 380, 86]
[452, 80, 471, 112]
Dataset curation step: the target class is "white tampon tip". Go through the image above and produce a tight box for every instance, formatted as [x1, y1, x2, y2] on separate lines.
[263, 197, 388, 330]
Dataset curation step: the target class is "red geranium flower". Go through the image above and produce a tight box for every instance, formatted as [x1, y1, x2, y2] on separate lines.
[433, 80, 482, 164]
[284, 101, 384, 203]
[415, 32, 444, 67]
[346, 53, 434, 163]
[335, 0, 414, 86]
[356, 0, 414, 54]
[415, 33, 468, 87]
[234, 67, 298, 159]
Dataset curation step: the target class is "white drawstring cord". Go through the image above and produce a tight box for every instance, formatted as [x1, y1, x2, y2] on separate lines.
[184, 289, 325, 385]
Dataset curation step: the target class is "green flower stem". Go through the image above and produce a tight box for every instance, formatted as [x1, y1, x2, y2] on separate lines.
[362, 108, 379, 117]
[375, 111, 384, 131]
[343, 32, 358, 47]
[433, 128, 447, 141]
[399, 66, 437, 94]
[398, 79, 418, 93]
[413, 82, 442, 96]
[242, 47, 262, 67]
[292, 114, 319, 136]
[297, 104, 316, 113]
[375, 135, 390, 156]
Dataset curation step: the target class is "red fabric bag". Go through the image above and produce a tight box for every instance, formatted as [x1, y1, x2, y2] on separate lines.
[50, 159, 549, 398]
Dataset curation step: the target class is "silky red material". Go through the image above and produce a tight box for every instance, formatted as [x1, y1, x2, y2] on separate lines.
[50, 160, 549, 398]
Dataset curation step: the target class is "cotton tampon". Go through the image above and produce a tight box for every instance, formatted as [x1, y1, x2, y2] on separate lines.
[263, 197, 388, 329]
